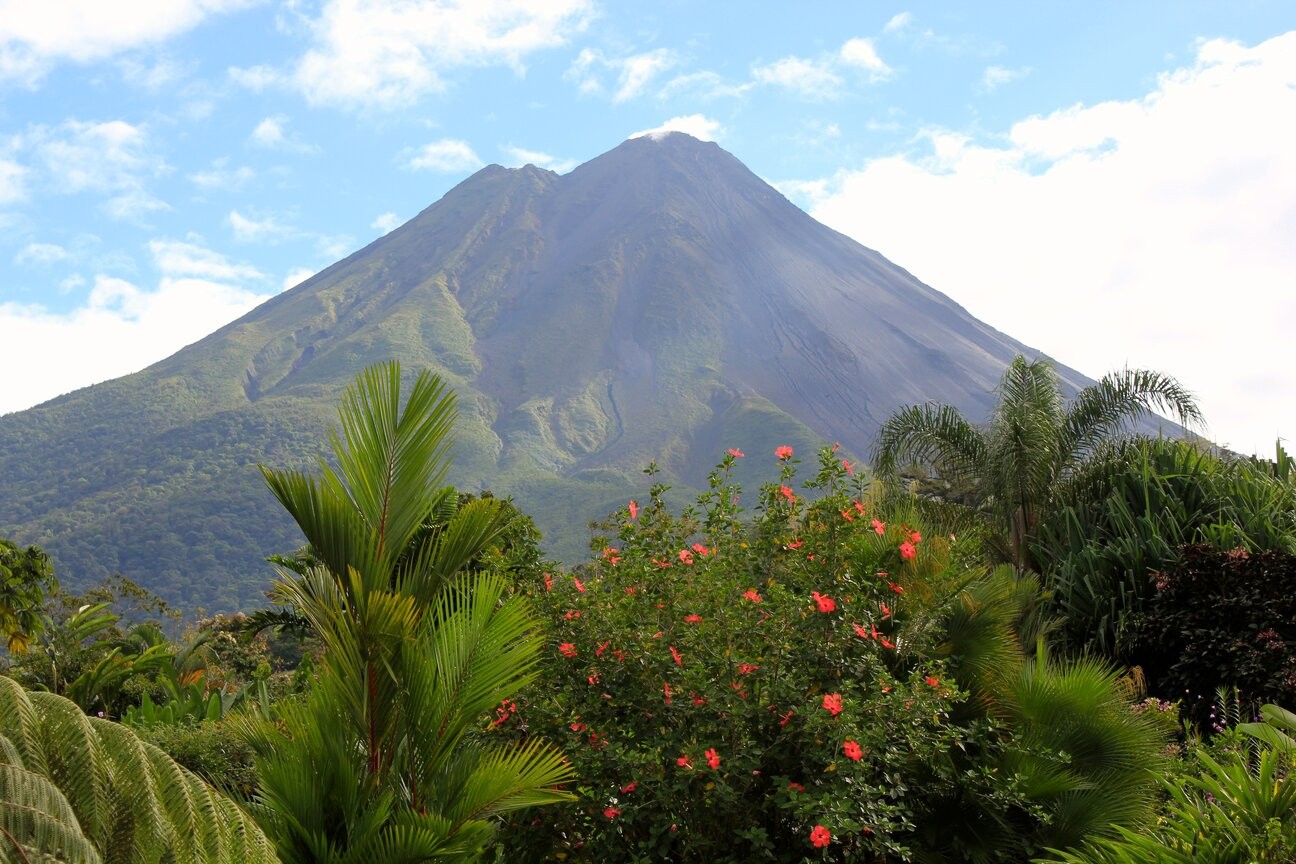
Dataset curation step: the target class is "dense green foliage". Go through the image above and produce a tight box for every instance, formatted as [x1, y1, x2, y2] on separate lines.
[500, 448, 1167, 862]
[1132, 544, 1296, 716]
[0, 537, 57, 653]
[3, 352, 1295, 862]
[873, 354, 1202, 569]
[1033, 438, 1296, 658]
[246, 361, 572, 863]
[0, 675, 278, 864]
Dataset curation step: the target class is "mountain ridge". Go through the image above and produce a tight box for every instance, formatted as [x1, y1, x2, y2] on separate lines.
[0, 132, 1089, 609]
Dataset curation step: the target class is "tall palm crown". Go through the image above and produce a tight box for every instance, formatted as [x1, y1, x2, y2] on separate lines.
[872, 355, 1204, 570]
[252, 362, 571, 863]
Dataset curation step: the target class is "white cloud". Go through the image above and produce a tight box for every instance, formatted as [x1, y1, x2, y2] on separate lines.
[0, 237, 272, 415]
[18, 119, 170, 221]
[14, 241, 67, 266]
[371, 212, 401, 233]
[502, 145, 576, 173]
[809, 31, 1296, 457]
[116, 55, 191, 90]
[282, 267, 316, 291]
[629, 114, 722, 142]
[29, 120, 161, 194]
[752, 37, 891, 98]
[565, 47, 676, 102]
[0, 0, 255, 85]
[147, 238, 262, 281]
[188, 161, 255, 190]
[839, 38, 892, 81]
[981, 64, 1029, 92]
[227, 63, 280, 91]
[402, 138, 483, 172]
[228, 209, 295, 243]
[249, 115, 317, 152]
[752, 55, 843, 99]
[883, 12, 912, 34]
[0, 158, 24, 203]
[291, 0, 593, 108]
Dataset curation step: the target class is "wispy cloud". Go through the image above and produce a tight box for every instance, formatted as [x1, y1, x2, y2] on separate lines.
[502, 145, 577, 173]
[290, 0, 594, 108]
[981, 64, 1030, 92]
[0, 0, 255, 85]
[565, 47, 677, 102]
[228, 210, 296, 243]
[249, 115, 318, 153]
[0, 236, 271, 414]
[371, 212, 401, 234]
[401, 138, 483, 172]
[629, 114, 722, 142]
[751, 36, 893, 99]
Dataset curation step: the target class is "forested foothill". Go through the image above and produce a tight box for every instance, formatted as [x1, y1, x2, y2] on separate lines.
[2, 357, 1294, 863]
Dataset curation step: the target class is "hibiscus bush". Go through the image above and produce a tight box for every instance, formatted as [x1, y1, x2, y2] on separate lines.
[497, 447, 1027, 863]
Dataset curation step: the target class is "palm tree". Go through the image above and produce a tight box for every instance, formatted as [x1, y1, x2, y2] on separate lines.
[872, 354, 1203, 570]
[0, 675, 278, 864]
[249, 361, 571, 863]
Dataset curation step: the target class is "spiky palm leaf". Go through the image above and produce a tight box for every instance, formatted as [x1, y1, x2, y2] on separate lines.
[0, 676, 278, 864]
[250, 362, 571, 864]
[872, 354, 1202, 571]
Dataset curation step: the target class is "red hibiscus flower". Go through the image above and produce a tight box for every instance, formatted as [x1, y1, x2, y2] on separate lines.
[811, 591, 836, 613]
[543, 572, 554, 591]
[728, 447, 745, 458]
[737, 662, 760, 674]
[678, 549, 694, 565]
[775, 445, 794, 459]
[822, 693, 843, 716]
[742, 589, 763, 603]
[558, 643, 577, 658]
[677, 755, 693, 769]
[684, 613, 702, 623]
[670, 645, 683, 666]
[899, 541, 916, 560]
[871, 518, 886, 535]
[810, 825, 831, 848]
[620, 781, 637, 794]
[604, 807, 620, 819]
[842, 459, 854, 476]
[925, 675, 941, 687]
[628, 499, 639, 519]
[705, 747, 721, 770]
[779, 485, 795, 501]
[787, 781, 805, 793]
[573, 576, 587, 592]
[843, 740, 863, 761]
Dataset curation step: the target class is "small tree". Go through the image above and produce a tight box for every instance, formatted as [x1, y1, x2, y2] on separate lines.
[249, 361, 571, 862]
[0, 537, 57, 654]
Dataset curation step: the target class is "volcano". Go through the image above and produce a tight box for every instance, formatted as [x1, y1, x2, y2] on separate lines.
[0, 132, 1084, 609]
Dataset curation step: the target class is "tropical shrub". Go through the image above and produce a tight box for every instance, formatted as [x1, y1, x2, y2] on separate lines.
[1038, 744, 1296, 864]
[1033, 438, 1296, 658]
[0, 675, 277, 864]
[500, 448, 1167, 862]
[1131, 544, 1296, 716]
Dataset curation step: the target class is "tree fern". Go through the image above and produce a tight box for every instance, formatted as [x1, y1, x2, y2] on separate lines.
[0, 675, 278, 864]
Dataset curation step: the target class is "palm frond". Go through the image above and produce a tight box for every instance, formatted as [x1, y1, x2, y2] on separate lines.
[1059, 367, 1205, 470]
[872, 402, 989, 482]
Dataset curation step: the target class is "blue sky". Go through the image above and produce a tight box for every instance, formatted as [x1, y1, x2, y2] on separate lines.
[1, 2, 1293, 456]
